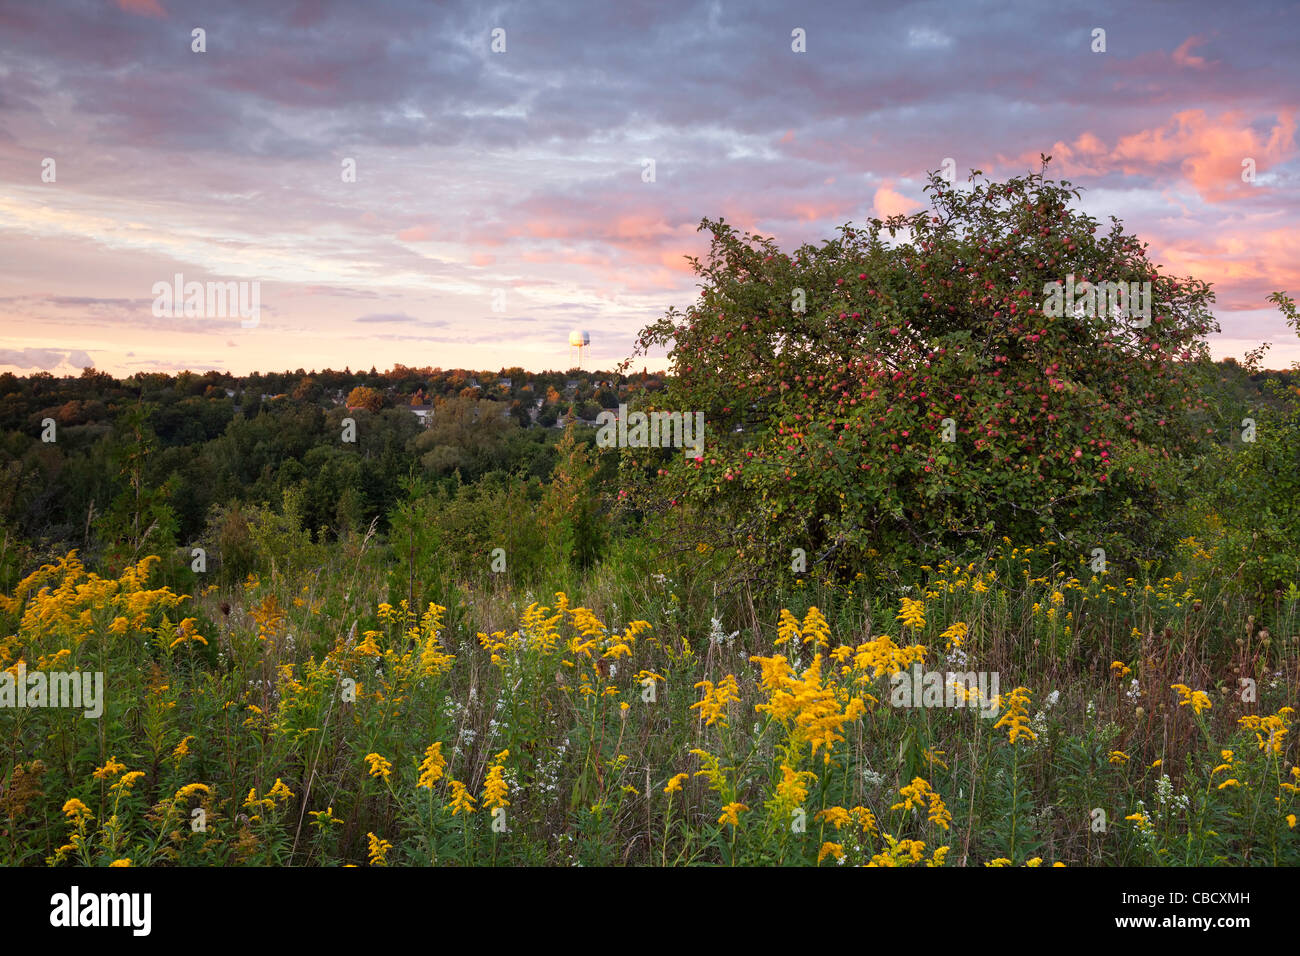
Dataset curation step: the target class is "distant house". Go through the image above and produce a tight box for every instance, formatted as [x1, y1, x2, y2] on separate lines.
[564, 379, 580, 392]
[409, 404, 434, 425]
[497, 377, 513, 390]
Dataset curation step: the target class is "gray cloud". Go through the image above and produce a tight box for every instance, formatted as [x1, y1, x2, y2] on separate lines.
[0, 347, 93, 370]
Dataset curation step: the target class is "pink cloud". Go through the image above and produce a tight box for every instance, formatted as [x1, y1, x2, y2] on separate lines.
[470, 252, 496, 266]
[1172, 36, 1212, 69]
[1146, 226, 1300, 312]
[1113, 109, 1296, 202]
[1016, 110, 1298, 203]
[872, 181, 923, 219]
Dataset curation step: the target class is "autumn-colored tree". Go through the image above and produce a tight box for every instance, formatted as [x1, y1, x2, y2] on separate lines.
[345, 385, 383, 412]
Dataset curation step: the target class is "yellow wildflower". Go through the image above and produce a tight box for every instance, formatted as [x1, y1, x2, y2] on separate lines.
[993, 687, 1037, 744]
[1170, 683, 1211, 715]
[62, 798, 93, 821]
[267, 779, 294, 804]
[897, 597, 926, 630]
[366, 832, 392, 866]
[718, 802, 747, 827]
[482, 756, 510, 812]
[92, 756, 127, 781]
[447, 780, 476, 815]
[416, 742, 446, 789]
[691, 674, 740, 728]
[364, 753, 392, 780]
[817, 841, 845, 864]
[664, 773, 689, 795]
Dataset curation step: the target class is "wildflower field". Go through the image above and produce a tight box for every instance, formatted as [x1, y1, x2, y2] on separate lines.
[4, 530, 1297, 868]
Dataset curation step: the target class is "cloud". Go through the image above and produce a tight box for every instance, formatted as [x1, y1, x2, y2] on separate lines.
[906, 27, 951, 50]
[354, 313, 448, 327]
[0, 348, 92, 370]
[0, 0, 1297, 373]
[397, 226, 435, 241]
[1172, 36, 1213, 69]
[872, 181, 923, 219]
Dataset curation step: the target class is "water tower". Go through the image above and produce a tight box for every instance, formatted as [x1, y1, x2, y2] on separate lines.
[569, 329, 590, 367]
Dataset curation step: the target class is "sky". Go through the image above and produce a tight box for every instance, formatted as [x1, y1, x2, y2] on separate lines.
[0, 0, 1297, 377]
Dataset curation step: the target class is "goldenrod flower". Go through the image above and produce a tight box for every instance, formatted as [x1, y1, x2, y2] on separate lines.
[447, 780, 476, 815]
[172, 735, 195, 762]
[416, 742, 446, 789]
[993, 687, 1037, 745]
[718, 802, 748, 828]
[92, 756, 127, 781]
[366, 832, 392, 866]
[1108, 751, 1129, 765]
[939, 621, 968, 649]
[1125, 811, 1153, 832]
[356, 630, 382, 656]
[817, 841, 845, 864]
[1170, 683, 1211, 715]
[1238, 708, 1291, 756]
[773, 764, 816, 810]
[482, 758, 510, 812]
[691, 674, 740, 728]
[690, 748, 729, 794]
[267, 779, 294, 804]
[173, 783, 211, 803]
[108, 859, 132, 867]
[891, 777, 952, 830]
[851, 806, 878, 834]
[62, 798, 93, 822]
[664, 773, 689, 795]
[896, 597, 926, 630]
[868, 834, 928, 867]
[815, 806, 851, 830]
[168, 617, 208, 650]
[364, 753, 392, 781]
[110, 771, 145, 793]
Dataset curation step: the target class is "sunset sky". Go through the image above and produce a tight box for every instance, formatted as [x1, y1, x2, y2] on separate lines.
[1, 0, 1297, 376]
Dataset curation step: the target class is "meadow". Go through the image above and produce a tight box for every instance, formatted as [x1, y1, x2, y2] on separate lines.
[3, 526, 1296, 867]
